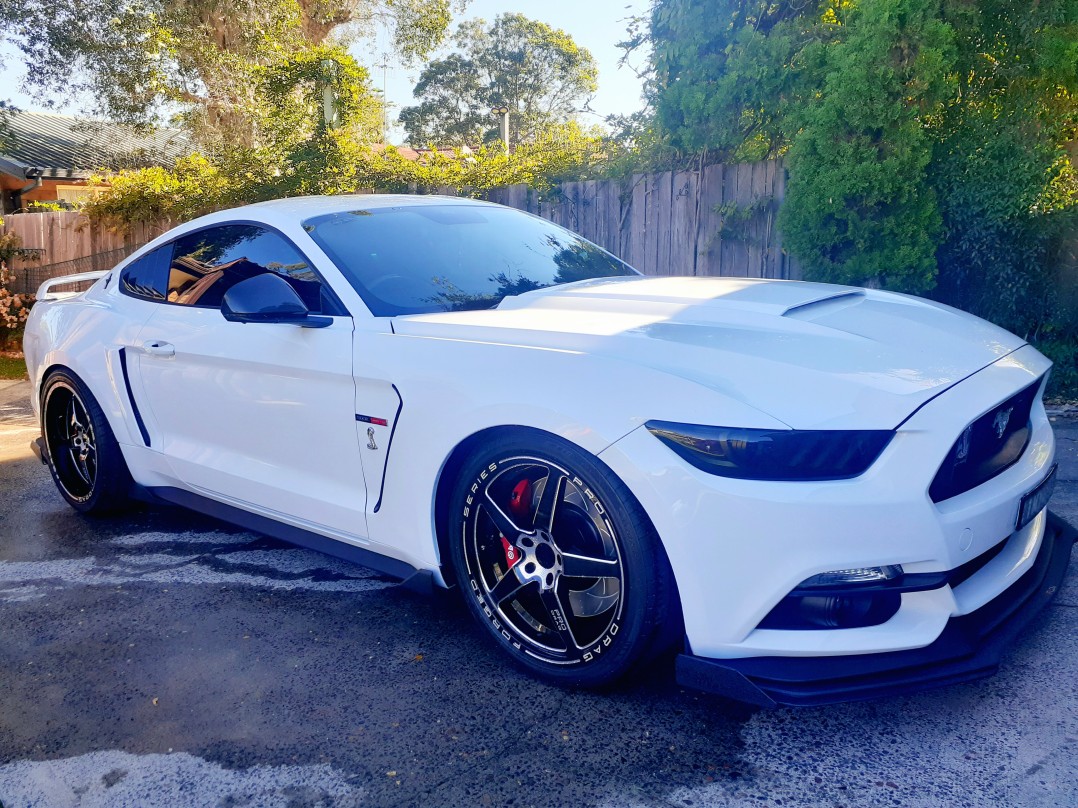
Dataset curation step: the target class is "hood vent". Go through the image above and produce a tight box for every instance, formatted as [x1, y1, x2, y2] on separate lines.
[782, 290, 865, 318]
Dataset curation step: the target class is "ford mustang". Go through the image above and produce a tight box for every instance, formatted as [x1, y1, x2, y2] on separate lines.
[23, 195, 1074, 706]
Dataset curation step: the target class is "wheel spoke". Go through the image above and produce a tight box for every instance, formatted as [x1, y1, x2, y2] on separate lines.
[482, 491, 525, 539]
[539, 589, 579, 651]
[561, 551, 619, 580]
[69, 448, 91, 484]
[69, 398, 84, 431]
[534, 472, 565, 532]
[488, 568, 528, 606]
[63, 399, 75, 439]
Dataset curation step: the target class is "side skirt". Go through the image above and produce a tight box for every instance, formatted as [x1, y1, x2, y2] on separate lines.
[143, 485, 436, 592]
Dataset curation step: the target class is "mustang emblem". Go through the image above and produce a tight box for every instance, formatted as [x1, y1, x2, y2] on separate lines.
[993, 407, 1013, 439]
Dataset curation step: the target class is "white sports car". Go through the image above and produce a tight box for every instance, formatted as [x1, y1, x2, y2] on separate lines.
[23, 195, 1073, 706]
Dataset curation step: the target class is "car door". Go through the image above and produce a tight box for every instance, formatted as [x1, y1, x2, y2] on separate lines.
[133, 223, 370, 540]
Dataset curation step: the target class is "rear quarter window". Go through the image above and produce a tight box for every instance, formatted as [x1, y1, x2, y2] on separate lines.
[119, 248, 171, 302]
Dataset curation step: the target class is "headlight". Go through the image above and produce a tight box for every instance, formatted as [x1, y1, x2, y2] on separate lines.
[645, 421, 893, 481]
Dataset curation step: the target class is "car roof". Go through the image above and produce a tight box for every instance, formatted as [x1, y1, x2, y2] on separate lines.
[239, 194, 497, 218]
[128, 194, 506, 260]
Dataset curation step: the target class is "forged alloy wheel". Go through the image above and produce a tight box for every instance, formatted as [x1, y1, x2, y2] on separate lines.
[451, 433, 680, 686]
[41, 371, 134, 514]
[43, 381, 98, 502]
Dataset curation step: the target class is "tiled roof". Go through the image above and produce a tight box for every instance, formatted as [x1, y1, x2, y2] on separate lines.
[0, 111, 191, 180]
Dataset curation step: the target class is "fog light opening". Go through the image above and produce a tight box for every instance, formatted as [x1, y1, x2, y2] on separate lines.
[797, 593, 899, 628]
[759, 591, 902, 631]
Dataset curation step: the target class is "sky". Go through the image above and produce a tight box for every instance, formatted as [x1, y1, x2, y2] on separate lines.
[0, 0, 650, 145]
[357, 0, 651, 142]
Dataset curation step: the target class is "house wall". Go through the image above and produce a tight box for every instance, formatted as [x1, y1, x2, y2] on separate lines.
[0, 174, 101, 214]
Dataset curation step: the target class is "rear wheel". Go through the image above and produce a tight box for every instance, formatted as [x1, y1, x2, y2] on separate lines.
[449, 431, 680, 687]
[41, 370, 133, 514]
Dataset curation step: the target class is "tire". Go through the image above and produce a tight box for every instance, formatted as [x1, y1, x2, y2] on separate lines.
[41, 370, 134, 514]
[448, 430, 681, 687]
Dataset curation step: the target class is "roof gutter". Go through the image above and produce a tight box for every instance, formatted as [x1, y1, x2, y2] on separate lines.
[14, 166, 44, 211]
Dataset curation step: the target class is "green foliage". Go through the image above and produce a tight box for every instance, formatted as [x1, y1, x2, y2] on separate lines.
[0, 101, 16, 151]
[84, 155, 231, 227]
[0, 354, 28, 379]
[780, 0, 954, 292]
[399, 13, 599, 146]
[929, 0, 1078, 335]
[0, 0, 453, 145]
[83, 121, 609, 226]
[0, 217, 35, 338]
[649, 0, 1078, 327]
[1035, 337, 1078, 400]
[714, 197, 777, 246]
[25, 201, 65, 212]
[651, 1, 817, 158]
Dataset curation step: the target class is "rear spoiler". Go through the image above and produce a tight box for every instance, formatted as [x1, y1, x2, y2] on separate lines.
[36, 270, 110, 301]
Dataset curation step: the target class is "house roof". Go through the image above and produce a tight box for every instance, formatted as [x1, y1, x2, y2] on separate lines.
[0, 110, 190, 181]
[371, 143, 474, 162]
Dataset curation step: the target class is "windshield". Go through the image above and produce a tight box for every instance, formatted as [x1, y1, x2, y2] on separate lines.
[303, 204, 638, 316]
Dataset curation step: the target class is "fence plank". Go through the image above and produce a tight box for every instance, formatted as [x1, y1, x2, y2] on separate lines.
[749, 160, 768, 278]
[628, 174, 647, 271]
[648, 173, 666, 275]
[696, 164, 724, 276]
[671, 170, 696, 276]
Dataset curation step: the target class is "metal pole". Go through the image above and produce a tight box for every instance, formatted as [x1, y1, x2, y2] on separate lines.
[321, 59, 338, 129]
[491, 105, 510, 155]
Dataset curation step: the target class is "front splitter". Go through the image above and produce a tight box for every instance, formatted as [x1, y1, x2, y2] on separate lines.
[677, 510, 1077, 708]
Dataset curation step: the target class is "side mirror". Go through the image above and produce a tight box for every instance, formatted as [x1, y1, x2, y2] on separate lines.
[221, 273, 331, 328]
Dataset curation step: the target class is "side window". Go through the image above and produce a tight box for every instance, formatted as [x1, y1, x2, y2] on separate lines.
[167, 224, 339, 314]
[119, 247, 170, 302]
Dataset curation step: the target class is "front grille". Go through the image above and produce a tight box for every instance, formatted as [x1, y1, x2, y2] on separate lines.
[929, 377, 1042, 503]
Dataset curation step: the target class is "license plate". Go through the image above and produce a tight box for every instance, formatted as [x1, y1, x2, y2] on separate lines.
[1017, 465, 1057, 530]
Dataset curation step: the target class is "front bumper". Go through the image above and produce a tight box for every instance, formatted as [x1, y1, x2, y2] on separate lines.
[676, 510, 1076, 707]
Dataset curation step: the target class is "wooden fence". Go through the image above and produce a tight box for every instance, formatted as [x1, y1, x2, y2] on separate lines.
[1, 159, 799, 294]
[485, 159, 800, 279]
[0, 212, 171, 293]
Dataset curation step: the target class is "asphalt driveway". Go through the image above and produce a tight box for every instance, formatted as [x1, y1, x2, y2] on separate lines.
[1, 378, 1076, 807]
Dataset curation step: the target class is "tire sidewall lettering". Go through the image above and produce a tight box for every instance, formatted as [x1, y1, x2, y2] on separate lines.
[459, 452, 626, 669]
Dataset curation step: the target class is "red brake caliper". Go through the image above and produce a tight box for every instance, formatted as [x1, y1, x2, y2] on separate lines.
[501, 478, 532, 570]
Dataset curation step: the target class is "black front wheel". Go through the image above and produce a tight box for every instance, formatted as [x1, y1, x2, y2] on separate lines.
[41, 370, 133, 514]
[449, 430, 680, 687]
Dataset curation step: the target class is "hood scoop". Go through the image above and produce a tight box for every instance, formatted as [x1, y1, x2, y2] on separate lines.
[782, 290, 865, 318]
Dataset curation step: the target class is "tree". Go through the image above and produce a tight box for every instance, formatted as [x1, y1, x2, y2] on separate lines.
[0, 0, 458, 146]
[778, 0, 954, 293]
[399, 13, 598, 146]
[647, 0, 1078, 331]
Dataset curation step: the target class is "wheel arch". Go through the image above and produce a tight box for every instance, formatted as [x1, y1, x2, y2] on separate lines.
[430, 422, 681, 618]
[432, 424, 532, 588]
[432, 422, 686, 677]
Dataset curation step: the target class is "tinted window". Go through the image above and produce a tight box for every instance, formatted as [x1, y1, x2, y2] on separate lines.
[119, 248, 169, 301]
[303, 205, 638, 316]
[167, 224, 338, 314]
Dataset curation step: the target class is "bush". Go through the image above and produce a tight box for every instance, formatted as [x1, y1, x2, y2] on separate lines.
[0, 220, 36, 342]
[82, 121, 611, 228]
[1035, 337, 1078, 401]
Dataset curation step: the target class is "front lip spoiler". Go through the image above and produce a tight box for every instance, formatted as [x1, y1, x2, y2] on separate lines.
[676, 510, 1077, 708]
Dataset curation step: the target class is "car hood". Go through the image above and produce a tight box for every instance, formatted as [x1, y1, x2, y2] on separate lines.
[392, 276, 1025, 429]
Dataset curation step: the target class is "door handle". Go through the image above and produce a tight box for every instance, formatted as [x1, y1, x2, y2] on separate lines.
[143, 340, 175, 358]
